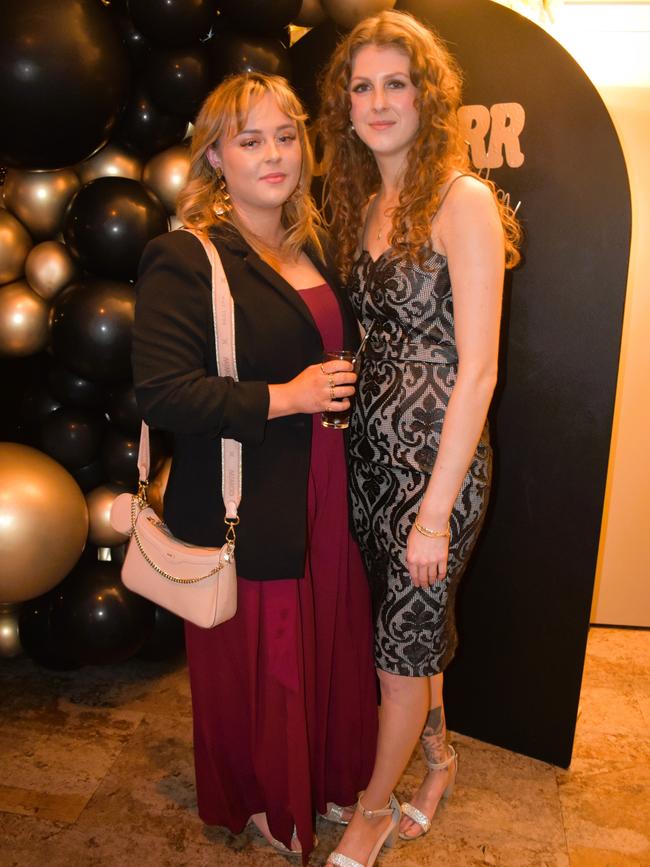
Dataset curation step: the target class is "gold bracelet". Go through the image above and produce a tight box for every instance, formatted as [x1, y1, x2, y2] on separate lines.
[414, 519, 451, 539]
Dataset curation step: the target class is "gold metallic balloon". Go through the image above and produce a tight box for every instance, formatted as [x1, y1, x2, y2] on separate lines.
[0, 280, 50, 356]
[321, 0, 396, 29]
[295, 0, 327, 26]
[148, 457, 171, 519]
[0, 444, 89, 604]
[3, 168, 81, 241]
[76, 143, 144, 186]
[0, 604, 23, 658]
[0, 209, 33, 285]
[143, 145, 190, 215]
[86, 483, 131, 547]
[25, 240, 77, 301]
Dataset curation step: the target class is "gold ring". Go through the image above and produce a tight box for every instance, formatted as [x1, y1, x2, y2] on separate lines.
[320, 363, 327, 375]
[328, 373, 335, 387]
[329, 384, 336, 401]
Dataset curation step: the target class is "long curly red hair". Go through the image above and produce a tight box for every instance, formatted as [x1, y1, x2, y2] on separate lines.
[318, 10, 520, 281]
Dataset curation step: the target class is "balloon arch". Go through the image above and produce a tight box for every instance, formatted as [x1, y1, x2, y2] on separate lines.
[0, 0, 396, 666]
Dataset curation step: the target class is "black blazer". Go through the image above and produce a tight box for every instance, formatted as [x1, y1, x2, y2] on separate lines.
[132, 225, 360, 580]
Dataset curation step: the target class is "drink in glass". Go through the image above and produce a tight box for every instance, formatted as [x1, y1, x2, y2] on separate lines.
[321, 349, 355, 429]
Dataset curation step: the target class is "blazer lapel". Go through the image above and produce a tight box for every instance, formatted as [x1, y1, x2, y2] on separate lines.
[247, 245, 362, 352]
[208, 224, 317, 331]
[244, 252, 319, 332]
[210, 224, 358, 347]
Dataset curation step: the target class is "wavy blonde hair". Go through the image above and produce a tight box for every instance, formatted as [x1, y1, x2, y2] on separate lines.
[177, 72, 323, 263]
[318, 10, 521, 280]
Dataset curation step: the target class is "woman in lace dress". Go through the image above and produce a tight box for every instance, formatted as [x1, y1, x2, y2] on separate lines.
[318, 11, 520, 866]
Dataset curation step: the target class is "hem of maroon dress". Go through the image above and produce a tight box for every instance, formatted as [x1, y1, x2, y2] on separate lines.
[197, 812, 315, 864]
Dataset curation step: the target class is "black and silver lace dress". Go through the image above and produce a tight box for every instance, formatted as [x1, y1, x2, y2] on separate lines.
[349, 248, 492, 677]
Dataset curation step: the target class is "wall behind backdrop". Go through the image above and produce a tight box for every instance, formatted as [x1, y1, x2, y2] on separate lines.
[551, 0, 650, 629]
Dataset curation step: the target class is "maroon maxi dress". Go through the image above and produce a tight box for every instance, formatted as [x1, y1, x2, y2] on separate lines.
[184, 283, 378, 862]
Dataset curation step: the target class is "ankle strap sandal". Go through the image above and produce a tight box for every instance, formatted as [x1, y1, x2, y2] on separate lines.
[327, 793, 401, 867]
[356, 793, 397, 819]
[399, 743, 458, 840]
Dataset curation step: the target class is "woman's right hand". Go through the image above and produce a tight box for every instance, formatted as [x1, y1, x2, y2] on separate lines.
[268, 359, 357, 419]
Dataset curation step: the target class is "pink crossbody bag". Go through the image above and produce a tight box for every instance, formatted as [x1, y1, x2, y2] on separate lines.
[110, 229, 240, 628]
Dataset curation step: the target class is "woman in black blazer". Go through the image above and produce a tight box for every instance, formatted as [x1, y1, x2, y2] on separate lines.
[132, 73, 377, 860]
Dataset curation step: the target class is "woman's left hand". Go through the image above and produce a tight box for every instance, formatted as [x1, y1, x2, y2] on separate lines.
[405, 525, 449, 587]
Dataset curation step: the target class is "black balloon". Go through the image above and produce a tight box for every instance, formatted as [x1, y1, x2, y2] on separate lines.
[0, 0, 130, 169]
[20, 386, 63, 425]
[114, 83, 189, 157]
[108, 384, 142, 434]
[71, 460, 107, 494]
[102, 425, 166, 488]
[2, 354, 50, 441]
[63, 178, 168, 281]
[105, 543, 127, 567]
[54, 560, 155, 666]
[19, 581, 82, 670]
[17, 383, 63, 448]
[128, 0, 216, 47]
[209, 32, 291, 81]
[48, 365, 107, 410]
[146, 46, 213, 119]
[289, 18, 340, 118]
[115, 12, 153, 70]
[50, 279, 136, 383]
[39, 407, 106, 470]
[137, 605, 186, 661]
[216, 0, 301, 34]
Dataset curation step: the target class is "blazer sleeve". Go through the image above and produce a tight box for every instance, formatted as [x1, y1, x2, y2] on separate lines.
[132, 230, 270, 442]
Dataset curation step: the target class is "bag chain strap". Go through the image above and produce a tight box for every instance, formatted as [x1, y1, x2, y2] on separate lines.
[129, 494, 234, 585]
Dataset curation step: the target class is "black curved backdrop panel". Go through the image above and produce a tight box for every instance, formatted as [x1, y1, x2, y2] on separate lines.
[393, 0, 631, 766]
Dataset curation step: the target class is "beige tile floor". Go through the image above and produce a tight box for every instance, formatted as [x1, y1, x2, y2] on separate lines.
[1, 626, 648, 866]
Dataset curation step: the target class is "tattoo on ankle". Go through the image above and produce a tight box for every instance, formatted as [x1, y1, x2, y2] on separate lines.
[421, 705, 448, 766]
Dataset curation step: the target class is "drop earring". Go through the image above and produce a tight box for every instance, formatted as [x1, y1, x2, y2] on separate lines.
[213, 166, 231, 216]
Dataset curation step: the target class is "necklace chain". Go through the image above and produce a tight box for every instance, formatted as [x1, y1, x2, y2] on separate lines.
[373, 194, 395, 241]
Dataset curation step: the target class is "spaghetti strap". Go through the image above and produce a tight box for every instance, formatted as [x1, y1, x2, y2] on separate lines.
[361, 173, 476, 253]
[436, 172, 477, 212]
